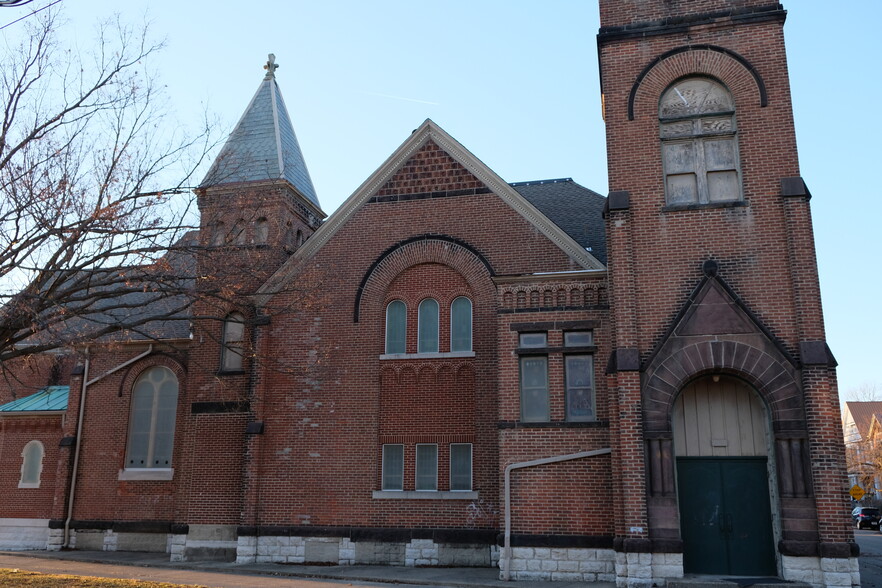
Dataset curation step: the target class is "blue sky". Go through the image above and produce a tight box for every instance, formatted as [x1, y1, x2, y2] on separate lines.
[3, 1, 879, 399]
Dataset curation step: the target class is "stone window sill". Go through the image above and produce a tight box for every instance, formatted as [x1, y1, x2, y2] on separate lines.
[18, 482, 40, 489]
[118, 468, 174, 481]
[379, 351, 475, 361]
[662, 200, 748, 212]
[372, 490, 478, 500]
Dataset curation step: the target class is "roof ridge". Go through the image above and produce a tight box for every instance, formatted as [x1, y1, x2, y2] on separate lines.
[509, 178, 574, 186]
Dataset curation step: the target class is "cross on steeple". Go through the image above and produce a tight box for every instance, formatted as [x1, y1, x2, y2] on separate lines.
[263, 54, 279, 79]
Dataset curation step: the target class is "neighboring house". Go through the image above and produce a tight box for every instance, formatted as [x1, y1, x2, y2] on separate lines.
[0, 2, 857, 587]
[844, 401, 882, 494]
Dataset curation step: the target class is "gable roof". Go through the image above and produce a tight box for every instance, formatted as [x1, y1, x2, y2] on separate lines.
[844, 401, 882, 441]
[0, 386, 69, 413]
[256, 119, 605, 304]
[512, 178, 607, 265]
[200, 62, 319, 208]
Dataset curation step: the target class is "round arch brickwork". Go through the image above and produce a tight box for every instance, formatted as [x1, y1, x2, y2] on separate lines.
[354, 235, 496, 323]
[629, 45, 767, 121]
[643, 340, 802, 436]
[118, 353, 187, 398]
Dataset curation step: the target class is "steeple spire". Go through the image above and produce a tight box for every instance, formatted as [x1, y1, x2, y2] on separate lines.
[200, 54, 320, 209]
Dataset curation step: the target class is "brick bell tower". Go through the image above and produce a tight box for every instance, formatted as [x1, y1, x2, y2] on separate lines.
[598, 2, 856, 586]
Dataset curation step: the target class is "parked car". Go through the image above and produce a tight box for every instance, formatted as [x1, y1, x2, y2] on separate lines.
[852, 506, 881, 529]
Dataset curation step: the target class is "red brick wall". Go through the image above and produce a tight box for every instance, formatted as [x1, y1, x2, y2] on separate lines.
[601, 16, 804, 357]
[599, 0, 777, 29]
[0, 417, 63, 519]
[242, 141, 599, 531]
[63, 350, 189, 524]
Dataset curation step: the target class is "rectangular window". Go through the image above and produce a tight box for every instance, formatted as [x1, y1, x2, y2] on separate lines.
[564, 330, 593, 347]
[520, 356, 549, 422]
[382, 444, 404, 491]
[415, 444, 438, 491]
[519, 332, 547, 348]
[450, 443, 472, 491]
[566, 355, 595, 421]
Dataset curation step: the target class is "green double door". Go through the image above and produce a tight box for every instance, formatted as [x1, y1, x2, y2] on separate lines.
[677, 457, 776, 576]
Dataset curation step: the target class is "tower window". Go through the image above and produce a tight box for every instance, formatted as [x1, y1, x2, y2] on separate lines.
[254, 218, 269, 244]
[659, 77, 741, 205]
[221, 312, 246, 371]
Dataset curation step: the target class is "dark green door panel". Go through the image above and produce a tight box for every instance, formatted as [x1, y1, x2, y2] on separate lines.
[677, 458, 776, 576]
[677, 459, 728, 573]
[723, 459, 777, 575]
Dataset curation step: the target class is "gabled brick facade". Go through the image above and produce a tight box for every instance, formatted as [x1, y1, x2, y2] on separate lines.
[0, 3, 855, 586]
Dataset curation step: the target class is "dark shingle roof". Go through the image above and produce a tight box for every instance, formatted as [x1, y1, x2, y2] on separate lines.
[21, 232, 197, 347]
[511, 178, 607, 265]
[201, 73, 319, 208]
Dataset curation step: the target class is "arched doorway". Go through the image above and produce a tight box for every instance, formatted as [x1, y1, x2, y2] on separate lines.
[673, 375, 777, 575]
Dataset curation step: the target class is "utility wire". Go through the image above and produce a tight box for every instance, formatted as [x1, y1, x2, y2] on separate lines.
[0, 0, 62, 31]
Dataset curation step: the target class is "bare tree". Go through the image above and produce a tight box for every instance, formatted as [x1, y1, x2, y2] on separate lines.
[846, 382, 882, 402]
[0, 7, 217, 363]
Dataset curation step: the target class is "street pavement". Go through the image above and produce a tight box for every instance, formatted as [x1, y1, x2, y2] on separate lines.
[0, 549, 605, 588]
[855, 529, 882, 588]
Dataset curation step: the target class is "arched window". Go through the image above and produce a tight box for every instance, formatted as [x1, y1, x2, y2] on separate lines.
[296, 230, 305, 247]
[126, 367, 178, 469]
[450, 297, 472, 352]
[233, 220, 247, 245]
[212, 222, 225, 246]
[385, 301, 407, 354]
[253, 218, 269, 245]
[222, 312, 245, 371]
[19, 440, 44, 488]
[659, 77, 741, 205]
[417, 298, 439, 353]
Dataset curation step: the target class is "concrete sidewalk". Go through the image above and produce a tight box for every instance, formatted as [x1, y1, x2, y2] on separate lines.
[0, 549, 608, 588]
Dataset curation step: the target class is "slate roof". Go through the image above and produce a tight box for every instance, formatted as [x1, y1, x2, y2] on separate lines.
[21, 232, 197, 347]
[200, 69, 319, 208]
[511, 178, 607, 265]
[845, 401, 882, 440]
[0, 386, 69, 412]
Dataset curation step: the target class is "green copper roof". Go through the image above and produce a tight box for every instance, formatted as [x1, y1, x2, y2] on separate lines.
[200, 55, 319, 207]
[0, 386, 69, 412]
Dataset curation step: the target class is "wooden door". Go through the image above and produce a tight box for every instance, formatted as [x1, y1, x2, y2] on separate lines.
[673, 376, 777, 575]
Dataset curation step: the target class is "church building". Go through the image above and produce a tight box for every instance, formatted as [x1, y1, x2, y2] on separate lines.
[0, 2, 857, 586]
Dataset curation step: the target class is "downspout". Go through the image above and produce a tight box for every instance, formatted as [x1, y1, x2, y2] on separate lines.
[63, 344, 153, 548]
[502, 447, 612, 581]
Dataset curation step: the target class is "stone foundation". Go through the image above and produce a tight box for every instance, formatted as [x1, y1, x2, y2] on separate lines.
[0, 518, 50, 551]
[498, 547, 683, 585]
[782, 556, 860, 588]
[499, 546, 617, 582]
[236, 535, 496, 567]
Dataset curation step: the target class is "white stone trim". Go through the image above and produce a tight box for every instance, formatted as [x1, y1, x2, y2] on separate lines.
[118, 468, 174, 481]
[168, 533, 186, 561]
[380, 351, 475, 361]
[782, 555, 860, 588]
[406, 538, 439, 566]
[372, 490, 478, 500]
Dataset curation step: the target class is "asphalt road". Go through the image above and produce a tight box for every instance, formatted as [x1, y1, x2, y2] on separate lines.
[855, 529, 882, 587]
